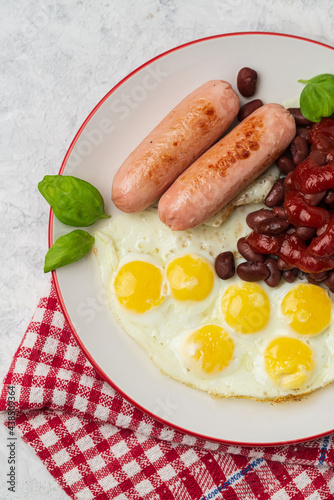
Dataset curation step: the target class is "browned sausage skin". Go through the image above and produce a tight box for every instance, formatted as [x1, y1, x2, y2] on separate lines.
[112, 80, 240, 213]
[158, 104, 296, 231]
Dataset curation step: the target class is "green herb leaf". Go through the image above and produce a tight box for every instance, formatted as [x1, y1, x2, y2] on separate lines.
[44, 229, 95, 272]
[298, 73, 334, 122]
[38, 175, 110, 227]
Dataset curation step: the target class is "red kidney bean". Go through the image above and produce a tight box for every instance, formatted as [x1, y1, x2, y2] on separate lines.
[245, 232, 280, 254]
[215, 251, 235, 280]
[276, 155, 296, 175]
[236, 261, 270, 282]
[324, 190, 334, 205]
[325, 271, 334, 292]
[305, 272, 329, 285]
[277, 257, 294, 271]
[317, 223, 329, 236]
[309, 118, 334, 153]
[272, 206, 288, 219]
[255, 217, 290, 236]
[308, 149, 328, 166]
[295, 226, 316, 240]
[305, 274, 321, 285]
[237, 67, 258, 97]
[282, 268, 299, 283]
[290, 136, 309, 165]
[303, 191, 326, 205]
[264, 178, 285, 207]
[327, 151, 334, 163]
[264, 257, 281, 287]
[296, 127, 311, 141]
[286, 226, 296, 234]
[287, 107, 314, 126]
[284, 172, 294, 195]
[246, 209, 276, 230]
[237, 237, 265, 262]
[292, 158, 334, 194]
[278, 234, 306, 268]
[238, 99, 263, 121]
[307, 215, 334, 258]
[277, 235, 334, 274]
[284, 191, 330, 229]
[298, 253, 334, 274]
[309, 271, 328, 281]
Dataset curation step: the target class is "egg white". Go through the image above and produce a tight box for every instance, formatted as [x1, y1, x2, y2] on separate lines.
[94, 205, 334, 401]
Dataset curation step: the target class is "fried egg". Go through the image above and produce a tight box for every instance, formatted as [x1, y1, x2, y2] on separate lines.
[94, 206, 334, 401]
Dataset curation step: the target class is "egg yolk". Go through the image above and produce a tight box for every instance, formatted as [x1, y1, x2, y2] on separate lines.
[264, 337, 315, 390]
[166, 254, 214, 302]
[183, 325, 234, 375]
[222, 283, 270, 334]
[281, 284, 331, 336]
[114, 261, 164, 313]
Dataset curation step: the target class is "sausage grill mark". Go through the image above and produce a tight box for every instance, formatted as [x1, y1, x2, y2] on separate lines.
[178, 123, 264, 192]
[205, 107, 215, 116]
[140, 102, 220, 186]
[206, 117, 264, 177]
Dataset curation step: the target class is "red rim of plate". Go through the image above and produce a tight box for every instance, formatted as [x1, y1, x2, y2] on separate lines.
[49, 31, 334, 447]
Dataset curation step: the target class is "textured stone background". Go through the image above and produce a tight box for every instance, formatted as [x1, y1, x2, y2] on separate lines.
[1, 1, 333, 497]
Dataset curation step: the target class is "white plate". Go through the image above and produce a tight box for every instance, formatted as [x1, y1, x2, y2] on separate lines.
[50, 32, 334, 446]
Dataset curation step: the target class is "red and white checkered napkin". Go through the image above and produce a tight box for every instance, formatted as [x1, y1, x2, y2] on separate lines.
[1, 280, 334, 500]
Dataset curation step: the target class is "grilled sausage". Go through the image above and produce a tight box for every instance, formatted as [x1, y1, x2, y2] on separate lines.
[112, 80, 240, 212]
[158, 103, 296, 230]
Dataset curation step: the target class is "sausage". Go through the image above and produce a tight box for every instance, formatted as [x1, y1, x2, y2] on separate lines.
[112, 80, 240, 212]
[158, 103, 296, 230]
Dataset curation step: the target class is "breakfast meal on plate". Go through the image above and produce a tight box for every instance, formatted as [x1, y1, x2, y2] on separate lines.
[92, 69, 334, 402]
[40, 65, 334, 402]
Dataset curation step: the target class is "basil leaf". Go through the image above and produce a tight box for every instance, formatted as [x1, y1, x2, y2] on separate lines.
[298, 73, 334, 122]
[38, 175, 110, 227]
[44, 230, 94, 272]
